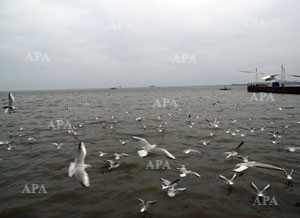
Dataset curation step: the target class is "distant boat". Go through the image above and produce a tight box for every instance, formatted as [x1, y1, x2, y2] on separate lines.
[149, 85, 156, 88]
[219, 86, 231, 91]
[109, 87, 117, 90]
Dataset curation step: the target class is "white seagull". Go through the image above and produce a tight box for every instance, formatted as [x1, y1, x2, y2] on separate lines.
[167, 186, 187, 197]
[219, 173, 237, 185]
[160, 178, 180, 190]
[183, 149, 201, 154]
[177, 165, 200, 178]
[99, 151, 108, 157]
[284, 169, 293, 181]
[284, 147, 300, 152]
[68, 142, 91, 187]
[52, 142, 63, 150]
[118, 139, 131, 145]
[113, 153, 129, 160]
[131, 136, 176, 159]
[3, 92, 17, 113]
[251, 182, 271, 197]
[106, 160, 120, 171]
[138, 198, 157, 213]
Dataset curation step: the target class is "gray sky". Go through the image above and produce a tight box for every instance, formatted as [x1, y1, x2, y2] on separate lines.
[0, 0, 299, 91]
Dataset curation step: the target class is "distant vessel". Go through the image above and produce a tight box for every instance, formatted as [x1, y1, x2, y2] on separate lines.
[109, 87, 117, 90]
[243, 65, 300, 94]
[219, 86, 231, 91]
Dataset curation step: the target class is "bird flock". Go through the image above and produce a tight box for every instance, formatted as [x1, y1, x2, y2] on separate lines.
[1, 91, 299, 216]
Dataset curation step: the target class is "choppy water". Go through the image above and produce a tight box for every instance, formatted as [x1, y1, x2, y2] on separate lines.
[0, 86, 300, 218]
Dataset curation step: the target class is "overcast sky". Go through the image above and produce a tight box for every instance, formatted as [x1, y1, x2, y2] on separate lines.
[0, 0, 299, 91]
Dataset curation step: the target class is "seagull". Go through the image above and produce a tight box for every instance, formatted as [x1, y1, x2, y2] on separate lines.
[224, 141, 244, 159]
[28, 137, 37, 142]
[68, 142, 92, 187]
[268, 132, 282, 139]
[269, 139, 278, 145]
[234, 161, 285, 173]
[285, 147, 300, 152]
[183, 149, 201, 154]
[219, 173, 237, 185]
[52, 142, 63, 150]
[113, 153, 129, 160]
[177, 165, 200, 178]
[138, 198, 157, 213]
[167, 186, 187, 197]
[3, 92, 17, 113]
[118, 139, 131, 145]
[201, 140, 210, 146]
[284, 169, 293, 181]
[261, 74, 279, 81]
[206, 118, 219, 128]
[160, 178, 180, 190]
[247, 128, 257, 133]
[99, 151, 108, 157]
[131, 136, 176, 159]
[106, 160, 120, 171]
[251, 182, 271, 197]
[136, 116, 143, 121]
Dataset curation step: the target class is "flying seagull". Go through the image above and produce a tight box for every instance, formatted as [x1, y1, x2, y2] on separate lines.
[131, 136, 176, 159]
[113, 153, 129, 160]
[160, 178, 180, 190]
[106, 160, 120, 171]
[167, 186, 187, 197]
[219, 173, 237, 186]
[177, 165, 200, 178]
[224, 141, 244, 159]
[68, 142, 92, 187]
[3, 92, 17, 113]
[261, 74, 279, 81]
[183, 149, 201, 154]
[137, 198, 157, 213]
[99, 151, 108, 157]
[118, 139, 132, 145]
[52, 142, 63, 150]
[251, 182, 271, 197]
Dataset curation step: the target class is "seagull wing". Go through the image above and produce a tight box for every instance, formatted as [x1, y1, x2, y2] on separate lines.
[160, 178, 171, 186]
[231, 173, 237, 181]
[219, 175, 229, 183]
[262, 184, 271, 194]
[75, 142, 86, 164]
[235, 141, 244, 150]
[132, 136, 151, 148]
[154, 148, 176, 159]
[68, 162, 75, 177]
[253, 162, 285, 171]
[8, 92, 15, 107]
[74, 167, 90, 187]
[251, 182, 259, 193]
